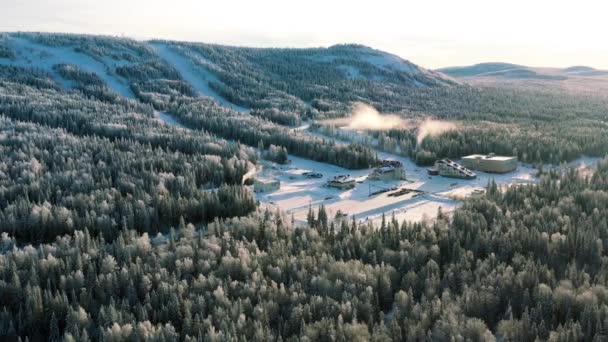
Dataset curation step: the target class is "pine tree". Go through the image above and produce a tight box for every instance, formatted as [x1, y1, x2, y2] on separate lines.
[317, 204, 328, 230]
[307, 204, 315, 227]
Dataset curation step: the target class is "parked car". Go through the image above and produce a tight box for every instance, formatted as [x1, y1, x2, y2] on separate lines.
[302, 171, 323, 179]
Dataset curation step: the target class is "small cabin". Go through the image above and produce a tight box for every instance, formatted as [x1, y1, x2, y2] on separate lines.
[461, 153, 518, 173]
[327, 175, 356, 190]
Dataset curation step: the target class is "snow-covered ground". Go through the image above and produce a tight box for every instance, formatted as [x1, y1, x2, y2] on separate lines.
[0, 36, 135, 98]
[149, 110, 597, 227]
[154, 111, 186, 129]
[338, 65, 364, 80]
[150, 43, 248, 112]
[258, 126, 607, 226]
[552, 155, 602, 177]
[361, 50, 418, 75]
[292, 122, 311, 132]
[256, 147, 543, 226]
[357, 46, 454, 85]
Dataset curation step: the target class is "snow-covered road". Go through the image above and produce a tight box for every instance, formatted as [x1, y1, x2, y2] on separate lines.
[154, 111, 186, 129]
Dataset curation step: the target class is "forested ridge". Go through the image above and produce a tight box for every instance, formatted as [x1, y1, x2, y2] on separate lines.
[0, 79, 254, 160]
[155, 41, 454, 112]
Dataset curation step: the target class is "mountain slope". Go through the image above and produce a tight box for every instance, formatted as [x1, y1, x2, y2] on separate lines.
[0, 33, 455, 114]
[149, 42, 457, 112]
[150, 42, 248, 112]
[0, 34, 136, 97]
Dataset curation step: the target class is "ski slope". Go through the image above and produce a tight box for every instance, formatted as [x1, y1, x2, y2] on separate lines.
[0, 36, 135, 98]
[154, 111, 186, 129]
[151, 43, 248, 112]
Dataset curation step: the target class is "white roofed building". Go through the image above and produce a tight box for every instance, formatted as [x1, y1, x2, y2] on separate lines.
[435, 159, 477, 179]
[327, 175, 356, 190]
[368, 160, 406, 181]
[461, 153, 518, 173]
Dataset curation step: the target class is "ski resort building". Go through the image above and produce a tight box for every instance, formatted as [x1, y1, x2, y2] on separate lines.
[253, 177, 280, 193]
[327, 175, 356, 190]
[434, 159, 477, 179]
[368, 160, 406, 181]
[461, 154, 518, 173]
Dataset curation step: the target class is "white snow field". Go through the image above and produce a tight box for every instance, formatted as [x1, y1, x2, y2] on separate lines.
[150, 43, 248, 112]
[0, 36, 135, 98]
[256, 148, 545, 226]
[258, 123, 603, 226]
[154, 111, 186, 129]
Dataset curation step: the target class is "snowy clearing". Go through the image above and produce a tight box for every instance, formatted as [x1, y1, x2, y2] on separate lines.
[362, 51, 418, 75]
[151, 43, 248, 112]
[256, 147, 545, 226]
[338, 65, 364, 80]
[0, 36, 135, 98]
[154, 111, 186, 129]
[257, 127, 604, 226]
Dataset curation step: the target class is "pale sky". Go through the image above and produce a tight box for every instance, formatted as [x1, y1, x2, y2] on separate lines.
[2, 0, 607, 70]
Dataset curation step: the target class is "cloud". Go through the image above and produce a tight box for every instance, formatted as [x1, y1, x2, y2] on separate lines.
[347, 103, 407, 130]
[416, 119, 457, 145]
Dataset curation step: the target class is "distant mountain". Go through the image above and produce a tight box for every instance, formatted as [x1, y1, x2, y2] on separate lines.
[437, 62, 521, 77]
[438, 62, 608, 81]
[562, 66, 608, 76]
[563, 66, 596, 73]
[437, 63, 566, 80]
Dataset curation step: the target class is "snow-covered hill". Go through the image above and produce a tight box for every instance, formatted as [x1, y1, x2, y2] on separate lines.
[0, 32, 456, 113]
[320, 44, 456, 86]
[437, 63, 566, 80]
[0, 35, 135, 98]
